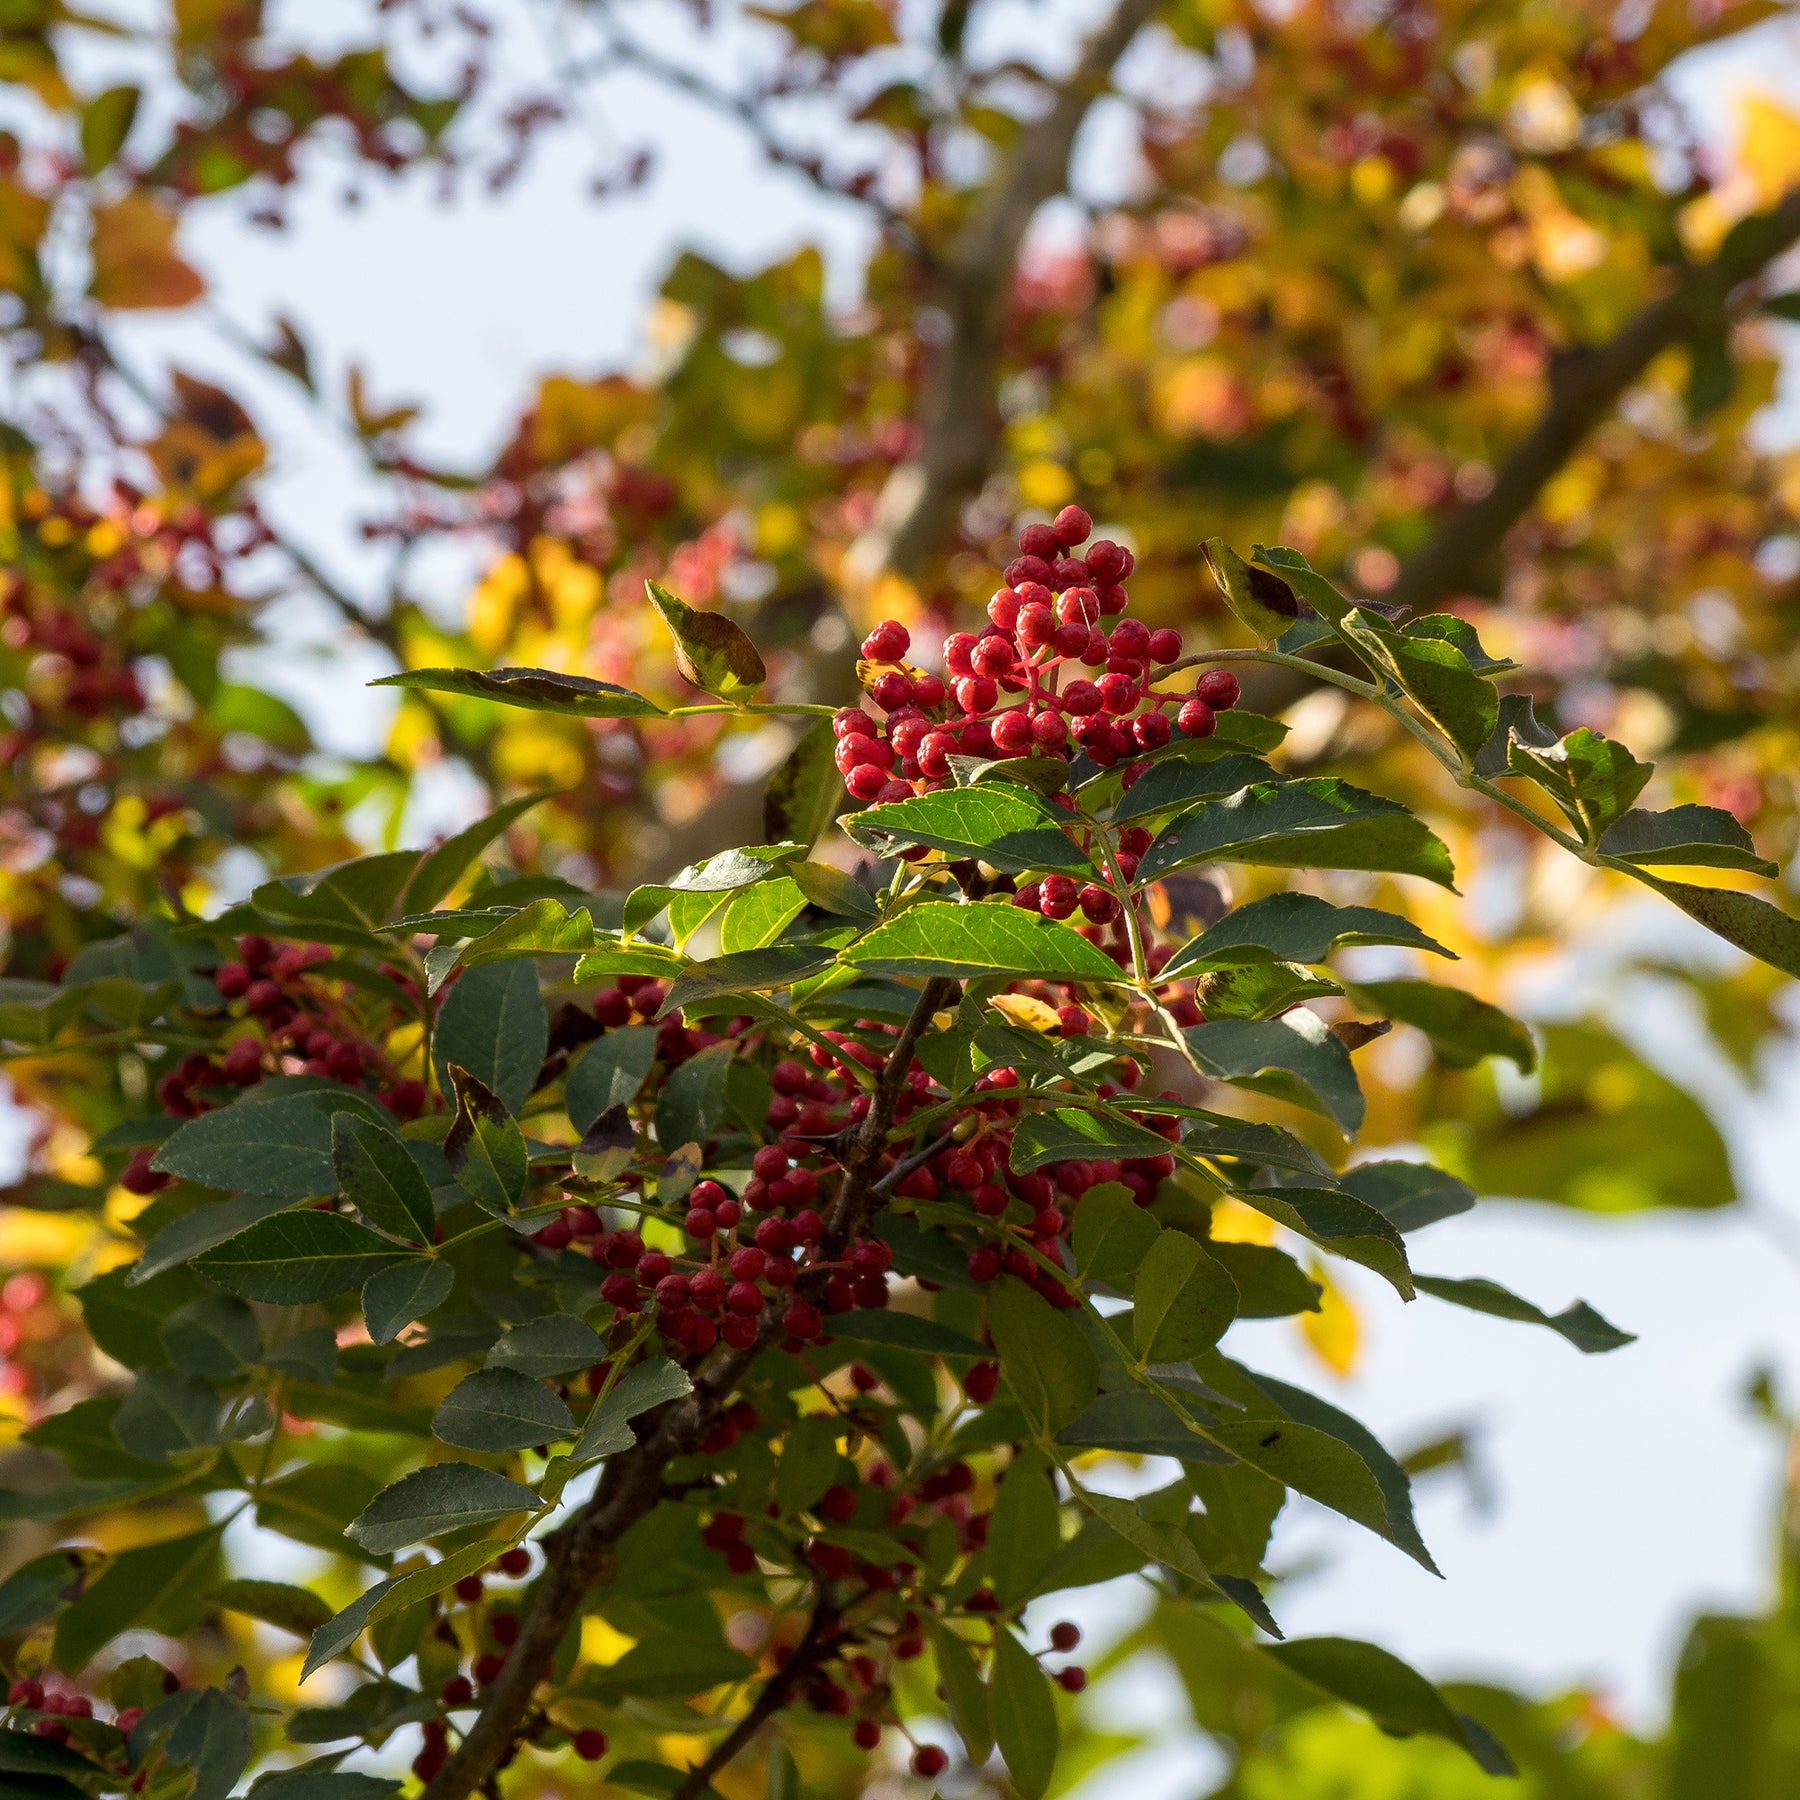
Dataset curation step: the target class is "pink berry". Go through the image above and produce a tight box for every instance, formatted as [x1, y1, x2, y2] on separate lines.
[1177, 697, 1216, 738]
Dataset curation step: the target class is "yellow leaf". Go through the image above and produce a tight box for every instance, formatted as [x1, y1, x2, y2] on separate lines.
[89, 193, 204, 310]
[990, 993, 1062, 1033]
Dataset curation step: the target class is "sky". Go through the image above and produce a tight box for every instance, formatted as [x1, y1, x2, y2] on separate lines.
[11, 0, 1800, 1776]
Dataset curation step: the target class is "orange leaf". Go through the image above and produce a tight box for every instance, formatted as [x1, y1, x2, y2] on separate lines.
[89, 193, 204, 311]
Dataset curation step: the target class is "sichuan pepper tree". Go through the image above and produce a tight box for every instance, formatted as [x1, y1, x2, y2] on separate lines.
[2, 514, 1794, 1800]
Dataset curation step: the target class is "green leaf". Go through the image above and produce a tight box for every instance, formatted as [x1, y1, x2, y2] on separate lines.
[655, 1041, 733, 1153]
[988, 1449, 1060, 1605]
[572, 1635, 755, 1706]
[1597, 804, 1777, 877]
[1057, 1388, 1226, 1463]
[1347, 978, 1536, 1072]
[1505, 726, 1650, 841]
[1072, 1184, 1162, 1288]
[110, 1370, 219, 1462]
[164, 1687, 254, 1800]
[987, 1277, 1097, 1435]
[253, 1768, 400, 1800]
[1335, 607, 1498, 755]
[402, 791, 560, 916]
[81, 83, 140, 173]
[571, 1357, 693, 1463]
[1249, 544, 1356, 624]
[333, 1114, 436, 1245]
[990, 1628, 1059, 1800]
[774, 1414, 844, 1517]
[1134, 1231, 1239, 1362]
[826, 1308, 985, 1357]
[1338, 1161, 1473, 1233]
[0, 1550, 94, 1637]
[846, 899, 1127, 981]
[129, 1193, 296, 1285]
[717, 878, 807, 954]
[1193, 960, 1343, 1020]
[433, 1368, 574, 1451]
[361, 1259, 454, 1345]
[1207, 1241, 1321, 1317]
[1183, 1012, 1364, 1133]
[79, 1263, 198, 1368]
[1204, 538, 1302, 640]
[1141, 780, 1456, 888]
[371, 665, 664, 718]
[763, 718, 843, 848]
[572, 1103, 638, 1183]
[1234, 1187, 1412, 1299]
[1163, 891, 1452, 980]
[161, 1295, 259, 1377]
[624, 846, 798, 934]
[252, 853, 421, 940]
[1449, 1022, 1736, 1210]
[847, 784, 1094, 876]
[487, 1313, 609, 1377]
[434, 959, 548, 1114]
[153, 1093, 386, 1199]
[646, 578, 766, 701]
[347, 1465, 543, 1555]
[789, 860, 878, 919]
[302, 1540, 502, 1681]
[564, 1026, 659, 1131]
[1401, 614, 1515, 675]
[53, 1527, 221, 1673]
[1263, 1637, 1515, 1774]
[455, 899, 596, 974]
[1110, 753, 1278, 824]
[1010, 1106, 1172, 1172]
[1187, 1458, 1287, 1575]
[215, 1579, 334, 1637]
[194, 1212, 412, 1303]
[926, 1620, 993, 1765]
[659, 947, 837, 1018]
[1415, 1275, 1634, 1352]
[443, 1066, 528, 1215]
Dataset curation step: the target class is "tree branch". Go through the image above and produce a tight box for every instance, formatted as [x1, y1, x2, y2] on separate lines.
[419, 977, 956, 1800]
[667, 1598, 838, 1800]
[849, 0, 1163, 582]
[1384, 186, 1800, 620]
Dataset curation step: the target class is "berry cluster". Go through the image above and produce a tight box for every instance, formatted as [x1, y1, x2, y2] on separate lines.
[835, 504, 1240, 808]
[123, 933, 431, 1194]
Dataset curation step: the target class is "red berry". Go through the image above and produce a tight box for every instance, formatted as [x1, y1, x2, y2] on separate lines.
[1061, 679, 1101, 717]
[1057, 1005, 1091, 1038]
[912, 1745, 949, 1778]
[1039, 874, 1078, 918]
[862, 620, 910, 661]
[454, 1576, 483, 1603]
[497, 1547, 531, 1575]
[833, 706, 872, 737]
[1052, 503, 1092, 546]
[441, 1676, 474, 1706]
[968, 1246, 1002, 1282]
[1133, 711, 1171, 750]
[964, 1362, 999, 1403]
[852, 1718, 882, 1750]
[1078, 884, 1118, 923]
[871, 671, 914, 711]
[783, 1301, 822, 1338]
[1057, 1665, 1088, 1693]
[8, 1678, 42, 1709]
[1052, 618, 1088, 658]
[1017, 602, 1056, 647]
[953, 675, 997, 715]
[490, 1612, 519, 1646]
[1005, 555, 1050, 588]
[990, 709, 1033, 756]
[1030, 709, 1069, 749]
[237, 933, 273, 969]
[1086, 539, 1129, 581]
[1056, 586, 1099, 626]
[1018, 521, 1060, 558]
[1109, 618, 1149, 658]
[912, 673, 946, 709]
[1177, 697, 1216, 738]
[1148, 627, 1182, 663]
[473, 1652, 505, 1684]
[1194, 669, 1240, 710]
[573, 1727, 608, 1761]
[1097, 673, 1137, 715]
[214, 961, 249, 998]
[1050, 1621, 1081, 1651]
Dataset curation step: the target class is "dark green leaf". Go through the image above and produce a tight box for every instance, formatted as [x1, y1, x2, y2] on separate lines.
[1183, 1013, 1364, 1133]
[333, 1114, 436, 1245]
[655, 1042, 733, 1152]
[1134, 1230, 1239, 1362]
[763, 718, 842, 847]
[1631, 873, 1800, 979]
[1056, 1389, 1230, 1463]
[847, 784, 1093, 875]
[1415, 1275, 1634, 1353]
[1163, 891, 1452, 980]
[302, 1541, 501, 1680]
[443, 1066, 528, 1215]
[160, 1297, 259, 1378]
[361, 1260, 454, 1345]
[1597, 805, 1777, 878]
[1071, 1184, 1162, 1288]
[434, 960, 547, 1114]
[1335, 607, 1497, 755]
[564, 1026, 659, 1131]
[1111, 753, 1278, 824]
[262, 1325, 339, 1383]
[1347, 978, 1536, 1072]
[987, 1277, 1097, 1434]
[988, 1448, 1060, 1605]
[194, 1212, 412, 1304]
[130, 1194, 296, 1284]
[991, 1628, 1059, 1799]
[1338, 1161, 1473, 1233]
[789, 860, 878, 919]
[572, 1103, 638, 1182]
[659, 947, 837, 1017]
[487, 1313, 609, 1377]
[432, 1368, 573, 1451]
[347, 1465, 542, 1555]
[53, 1528, 221, 1673]
[1011, 1106, 1172, 1172]
[1194, 960, 1343, 1020]
[1264, 1637, 1515, 1774]
[1206, 1241, 1321, 1317]
[646, 579, 766, 701]
[926, 1620, 993, 1764]
[215, 1579, 334, 1636]
[371, 665, 664, 718]
[1235, 1187, 1412, 1298]
[571, 1357, 692, 1463]
[1250, 544, 1356, 623]
[79, 1263, 199, 1367]
[1141, 780, 1456, 888]
[0, 1550, 97, 1636]
[109, 1370, 220, 1464]
[153, 1094, 387, 1199]
[846, 899, 1126, 981]
[252, 1767, 400, 1800]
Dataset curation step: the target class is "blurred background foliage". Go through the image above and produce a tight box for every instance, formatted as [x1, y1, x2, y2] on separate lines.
[2, 0, 1800, 1790]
